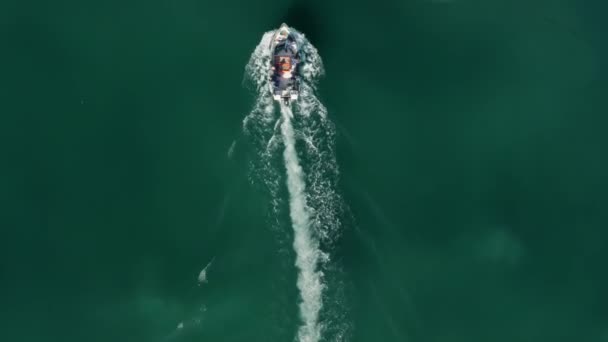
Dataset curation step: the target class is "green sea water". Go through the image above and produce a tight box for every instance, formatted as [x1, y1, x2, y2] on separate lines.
[2, 0, 607, 341]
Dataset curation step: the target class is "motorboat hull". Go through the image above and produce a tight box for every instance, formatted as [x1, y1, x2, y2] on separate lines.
[269, 23, 300, 105]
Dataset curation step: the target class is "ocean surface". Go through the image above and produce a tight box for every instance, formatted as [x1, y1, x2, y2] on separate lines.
[2, 0, 607, 341]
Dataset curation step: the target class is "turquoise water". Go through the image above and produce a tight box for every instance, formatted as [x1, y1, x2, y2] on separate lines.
[2, 1, 607, 341]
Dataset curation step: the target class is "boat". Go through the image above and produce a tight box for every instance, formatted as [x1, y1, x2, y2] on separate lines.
[269, 23, 300, 105]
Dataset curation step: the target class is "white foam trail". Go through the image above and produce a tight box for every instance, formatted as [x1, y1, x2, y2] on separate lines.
[280, 104, 324, 342]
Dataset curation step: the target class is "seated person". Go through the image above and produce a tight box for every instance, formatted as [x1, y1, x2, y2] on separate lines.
[278, 57, 291, 72]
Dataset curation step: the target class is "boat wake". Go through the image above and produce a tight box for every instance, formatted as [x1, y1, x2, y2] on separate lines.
[243, 26, 350, 342]
[280, 103, 324, 342]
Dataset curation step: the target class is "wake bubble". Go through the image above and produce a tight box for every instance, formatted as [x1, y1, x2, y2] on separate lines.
[243, 26, 351, 342]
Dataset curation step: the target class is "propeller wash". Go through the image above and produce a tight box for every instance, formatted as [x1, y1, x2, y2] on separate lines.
[243, 24, 350, 342]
